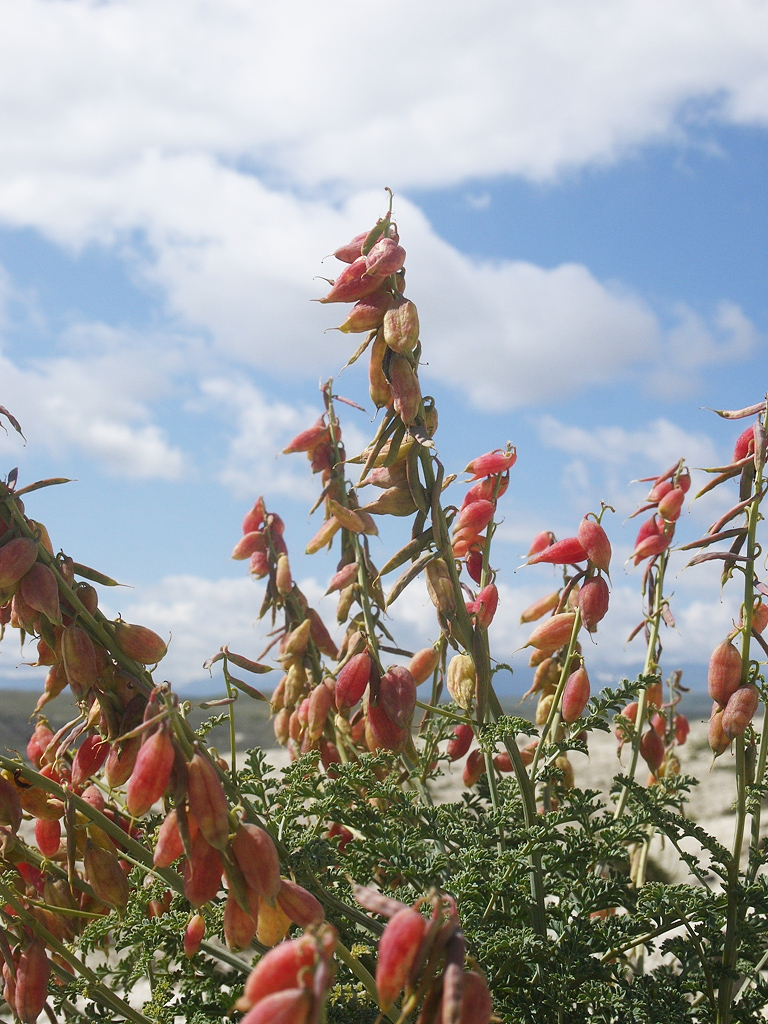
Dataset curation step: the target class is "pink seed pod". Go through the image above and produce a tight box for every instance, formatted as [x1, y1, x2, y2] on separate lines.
[183, 833, 224, 909]
[527, 530, 555, 557]
[408, 647, 440, 686]
[334, 231, 367, 264]
[34, 816, 61, 857]
[388, 353, 421, 426]
[493, 751, 514, 773]
[277, 879, 324, 928]
[447, 723, 474, 761]
[454, 500, 495, 535]
[463, 749, 486, 787]
[527, 536, 588, 566]
[462, 474, 509, 506]
[320, 256, 385, 304]
[577, 518, 612, 574]
[743, 600, 768, 635]
[647, 478, 674, 503]
[337, 290, 392, 334]
[434, 969, 493, 1024]
[722, 685, 759, 739]
[239, 989, 313, 1024]
[27, 720, 55, 768]
[20, 562, 62, 625]
[71, 734, 110, 789]
[379, 667, 416, 729]
[14, 939, 50, 1024]
[241, 934, 317, 1009]
[674, 714, 690, 745]
[242, 500, 265, 535]
[335, 652, 372, 712]
[471, 583, 499, 630]
[223, 889, 257, 951]
[232, 531, 266, 561]
[524, 612, 577, 654]
[464, 449, 517, 480]
[632, 516, 671, 564]
[231, 823, 282, 902]
[376, 906, 426, 1010]
[0, 536, 39, 589]
[366, 703, 408, 753]
[578, 576, 610, 631]
[709, 706, 730, 755]
[657, 487, 685, 522]
[561, 667, 590, 724]
[281, 418, 329, 455]
[651, 712, 667, 738]
[639, 727, 665, 774]
[126, 725, 176, 817]
[326, 562, 359, 595]
[465, 549, 483, 585]
[382, 296, 420, 353]
[520, 591, 560, 624]
[364, 237, 406, 277]
[184, 913, 206, 958]
[707, 640, 743, 705]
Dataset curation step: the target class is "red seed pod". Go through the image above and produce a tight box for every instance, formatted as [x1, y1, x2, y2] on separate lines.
[104, 734, 142, 788]
[447, 723, 474, 762]
[527, 530, 555, 557]
[233, 531, 266, 561]
[35, 637, 57, 666]
[749, 601, 768, 634]
[369, 329, 392, 409]
[657, 487, 685, 522]
[241, 934, 317, 1008]
[337, 290, 392, 334]
[27, 720, 55, 767]
[320, 739, 342, 774]
[463, 749, 486, 788]
[376, 906, 427, 1010]
[320, 256, 384, 303]
[231, 823, 282, 903]
[561, 667, 590, 724]
[335, 652, 373, 712]
[674, 714, 690, 745]
[645, 681, 663, 709]
[2, 960, 16, 1016]
[84, 839, 130, 911]
[154, 808, 198, 868]
[520, 591, 560, 624]
[114, 620, 167, 664]
[184, 913, 206, 958]
[0, 536, 39, 589]
[709, 706, 731, 755]
[472, 583, 499, 630]
[277, 879, 324, 928]
[578, 576, 610, 631]
[493, 751, 514, 773]
[307, 683, 333, 741]
[60, 624, 100, 698]
[733, 423, 755, 462]
[187, 748, 230, 851]
[326, 562, 359, 595]
[71, 734, 110, 789]
[80, 784, 106, 812]
[15, 939, 51, 1024]
[632, 516, 671, 564]
[528, 536, 588, 566]
[435, 969, 493, 1024]
[382, 296, 420, 353]
[464, 449, 517, 480]
[34, 816, 61, 857]
[408, 647, 440, 686]
[707, 640, 743, 705]
[722, 684, 759, 739]
[366, 703, 409, 753]
[20, 562, 62, 624]
[577, 519, 612, 574]
[525, 612, 577, 654]
[125, 725, 176, 817]
[379, 666, 416, 729]
[639, 728, 665, 774]
[365, 237, 406, 277]
[183, 832, 224, 908]
[240, 989, 313, 1024]
[465, 549, 484, 585]
[454, 500, 495, 536]
[651, 712, 667, 738]
[282, 417, 330, 455]
[334, 230, 367, 264]
[224, 889, 257, 951]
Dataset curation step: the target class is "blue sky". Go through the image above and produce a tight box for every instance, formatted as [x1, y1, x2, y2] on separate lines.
[0, 0, 766, 695]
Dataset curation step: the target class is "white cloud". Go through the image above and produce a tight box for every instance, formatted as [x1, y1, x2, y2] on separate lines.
[0, 1, 767, 191]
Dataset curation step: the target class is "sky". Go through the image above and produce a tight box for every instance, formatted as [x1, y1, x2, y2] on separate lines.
[0, 0, 766, 700]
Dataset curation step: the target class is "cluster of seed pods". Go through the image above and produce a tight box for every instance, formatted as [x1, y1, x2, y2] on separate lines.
[231, 924, 337, 1024]
[707, 633, 762, 755]
[628, 460, 691, 567]
[354, 885, 493, 1024]
[614, 673, 691, 779]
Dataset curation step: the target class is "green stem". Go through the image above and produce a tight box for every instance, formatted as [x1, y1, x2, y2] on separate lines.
[529, 609, 583, 781]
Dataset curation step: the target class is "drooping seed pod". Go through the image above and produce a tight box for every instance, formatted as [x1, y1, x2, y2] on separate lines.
[256, 899, 292, 948]
[26, 720, 55, 767]
[722, 684, 759, 739]
[524, 613, 577, 654]
[446, 655, 476, 711]
[15, 939, 51, 1024]
[34, 816, 61, 858]
[61, 624, 100, 698]
[113, 620, 168, 664]
[369, 329, 392, 409]
[376, 906, 426, 1011]
[154, 808, 199, 868]
[365, 237, 406, 277]
[434, 969, 493, 1024]
[535, 693, 554, 727]
[529, 657, 559, 697]
[366, 703, 408, 753]
[493, 751, 514, 773]
[183, 832, 224, 908]
[645, 680, 663, 709]
[463, 748, 486, 787]
[334, 230, 367, 264]
[674, 714, 690, 745]
[240, 933, 317, 1009]
[577, 518, 611, 574]
[471, 583, 499, 630]
[454, 500, 495, 536]
[632, 516, 671, 564]
[337, 289, 393, 334]
[0, 536, 39, 589]
[379, 667, 416, 729]
[707, 640, 743, 705]
[382, 296, 419, 353]
[446, 723, 473, 761]
[84, 839, 130, 912]
[0, 773, 23, 832]
[20, 562, 61, 624]
[125, 725, 176, 817]
[658, 487, 685, 522]
[408, 647, 440, 686]
[709, 705, 730, 755]
[561, 666, 590, 724]
[307, 683, 333, 741]
[224, 889, 257, 951]
[389, 353, 421, 426]
[578, 576, 610, 631]
[184, 913, 206, 958]
[320, 256, 386, 303]
[639, 728, 665, 774]
[277, 879, 324, 928]
[187, 748, 230, 851]
[239, 989, 313, 1024]
[425, 559, 457, 619]
[71, 734, 110, 789]
[231, 823, 282, 903]
[232, 531, 266, 561]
